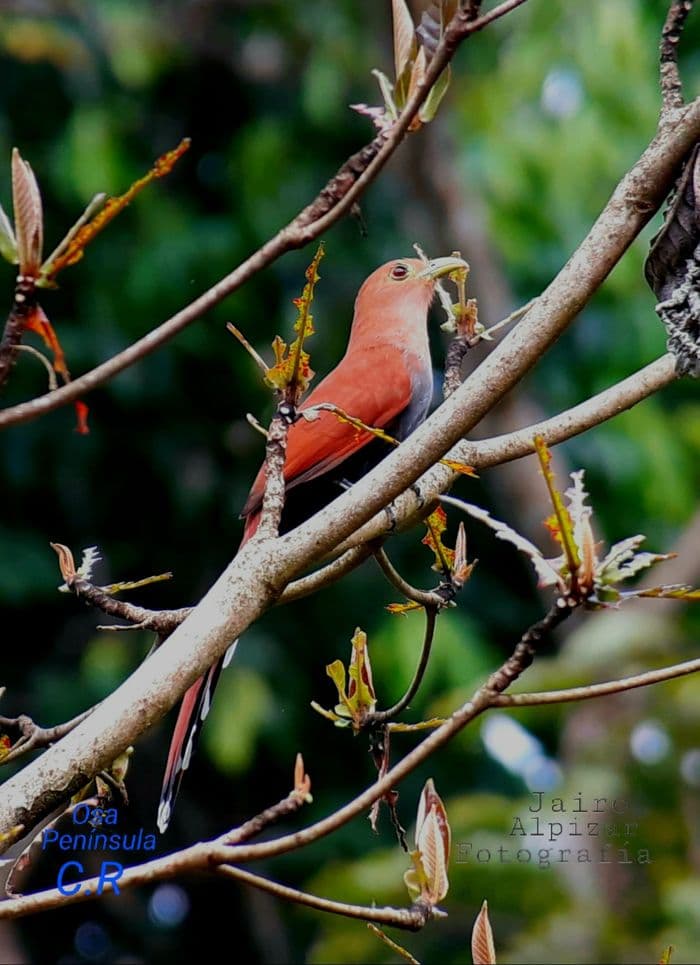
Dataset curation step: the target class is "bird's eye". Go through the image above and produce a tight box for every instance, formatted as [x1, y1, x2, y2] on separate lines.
[390, 263, 410, 280]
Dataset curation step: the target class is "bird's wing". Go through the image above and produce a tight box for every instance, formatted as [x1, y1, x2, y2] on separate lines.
[241, 345, 414, 519]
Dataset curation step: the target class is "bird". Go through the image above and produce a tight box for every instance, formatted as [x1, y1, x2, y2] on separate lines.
[157, 254, 467, 833]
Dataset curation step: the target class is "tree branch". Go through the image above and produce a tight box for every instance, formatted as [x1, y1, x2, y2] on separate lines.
[660, 0, 694, 113]
[0, 0, 527, 433]
[0, 89, 698, 845]
[463, 352, 678, 470]
[368, 605, 439, 724]
[492, 654, 700, 706]
[215, 865, 435, 931]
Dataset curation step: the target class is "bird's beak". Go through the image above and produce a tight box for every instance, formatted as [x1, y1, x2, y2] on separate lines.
[417, 255, 469, 280]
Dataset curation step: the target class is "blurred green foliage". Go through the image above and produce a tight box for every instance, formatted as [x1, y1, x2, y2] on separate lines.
[0, 0, 699, 962]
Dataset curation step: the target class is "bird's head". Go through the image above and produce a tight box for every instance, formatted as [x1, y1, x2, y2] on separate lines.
[351, 255, 469, 344]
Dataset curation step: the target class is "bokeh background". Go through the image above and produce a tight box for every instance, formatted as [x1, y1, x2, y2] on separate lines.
[0, 0, 699, 962]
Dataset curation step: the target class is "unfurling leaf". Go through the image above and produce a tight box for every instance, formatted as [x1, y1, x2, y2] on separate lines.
[392, 0, 416, 81]
[12, 148, 43, 276]
[645, 144, 700, 376]
[659, 944, 674, 965]
[422, 506, 455, 575]
[50, 542, 77, 585]
[292, 752, 312, 801]
[312, 628, 376, 730]
[347, 627, 376, 716]
[472, 900, 497, 964]
[41, 138, 191, 281]
[264, 243, 324, 402]
[535, 436, 581, 578]
[404, 778, 450, 905]
[598, 535, 674, 585]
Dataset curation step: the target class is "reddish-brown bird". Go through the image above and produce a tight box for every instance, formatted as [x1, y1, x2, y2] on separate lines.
[158, 255, 467, 832]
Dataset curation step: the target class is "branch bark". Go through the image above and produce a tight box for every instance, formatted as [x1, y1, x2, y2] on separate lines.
[0, 96, 698, 842]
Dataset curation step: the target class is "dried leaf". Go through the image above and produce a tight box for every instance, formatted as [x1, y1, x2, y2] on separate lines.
[100, 571, 172, 595]
[440, 458, 477, 477]
[76, 546, 102, 581]
[386, 600, 423, 615]
[472, 900, 497, 965]
[632, 584, 700, 601]
[22, 303, 69, 381]
[12, 148, 43, 276]
[644, 144, 700, 376]
[43, 139, 190, 280]
[74, 400, 90, 435]
[441, 495, 563, 589]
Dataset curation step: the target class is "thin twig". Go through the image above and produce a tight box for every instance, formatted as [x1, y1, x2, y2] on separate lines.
[70, 578, 191, 636]
[256, 405, 292, 538]
[660, 0, 694, 113]
[216, 864, 434, 930]
[15, 345, 57, 391]
[492, 655, 700, 706]
[373, 549, 448, 609]
[463, 353, 678, 470]
[2, 74, 699, 846]
[369, 606, 439, 724]
[0, 279, 36, 391]
[0, 1, 530, 433]
[0, 708, 95, 766]
[277, 544, 376, 604]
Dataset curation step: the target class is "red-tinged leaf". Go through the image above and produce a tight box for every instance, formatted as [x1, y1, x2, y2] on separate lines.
[659, 945, 674, 965]
[412, 778, 451, 904]
[49, 542, 77, 584]
[74, 400, 90, 435]
[422, 506, 455, 575]
[0, 735, 11, 764]
[12, 148, 43, 276]
[347, 627, 376, 716]
[534, 436, 581, 577]
[386, 600, 423, 615]
[472, 900, 497, 964]
[22, 303, 69, 380]
[43, 139, 190, 280]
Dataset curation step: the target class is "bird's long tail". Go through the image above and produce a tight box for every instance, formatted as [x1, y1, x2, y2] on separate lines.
[157, 640, 238, 833]
[157, 513, 261, 833]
